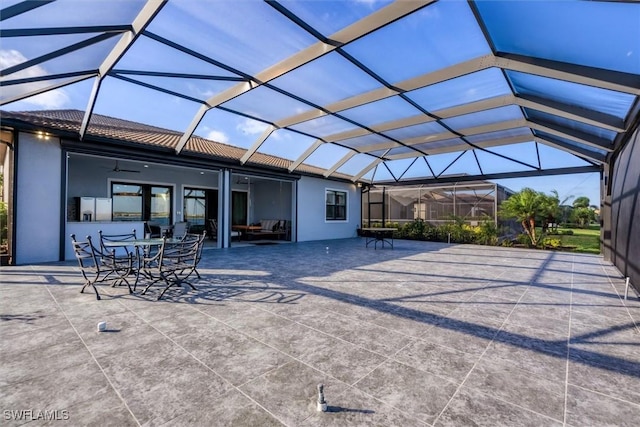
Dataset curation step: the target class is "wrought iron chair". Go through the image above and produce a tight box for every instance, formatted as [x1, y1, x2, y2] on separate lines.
[70, 234, 133, 299]
[98, 229, 138, 260]
[139, 231, 206, 300]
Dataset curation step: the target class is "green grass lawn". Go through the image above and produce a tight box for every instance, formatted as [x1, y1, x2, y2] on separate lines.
[554, 225, 600, 254]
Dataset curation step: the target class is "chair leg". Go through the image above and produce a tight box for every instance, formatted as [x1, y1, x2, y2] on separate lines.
[81, 281, 101, 300]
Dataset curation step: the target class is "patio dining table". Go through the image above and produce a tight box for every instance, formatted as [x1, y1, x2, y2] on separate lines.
[103, 237, 182, 290]
[361, 228, 397, 250]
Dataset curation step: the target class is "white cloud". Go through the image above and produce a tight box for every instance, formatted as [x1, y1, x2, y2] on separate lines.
[206, 129, 229, 144]
[236, 118, 269, 135]
[354, 0, 379, 7]
[1, 49, 70, 108]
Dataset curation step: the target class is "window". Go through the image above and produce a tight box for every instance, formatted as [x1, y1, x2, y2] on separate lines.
[184, 188, 206, 226]
[112, 182, 172, 224]
[326, 189, 347, 221]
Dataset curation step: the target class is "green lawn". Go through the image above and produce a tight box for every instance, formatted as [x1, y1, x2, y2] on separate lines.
[554, 225, 600, 254]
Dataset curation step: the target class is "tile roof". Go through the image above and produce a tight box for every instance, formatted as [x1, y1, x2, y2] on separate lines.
[0, 109, 353, 181]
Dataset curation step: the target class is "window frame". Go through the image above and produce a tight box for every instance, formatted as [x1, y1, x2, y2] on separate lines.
[325, 188, 348, 222]
[111, 181, 173, 224]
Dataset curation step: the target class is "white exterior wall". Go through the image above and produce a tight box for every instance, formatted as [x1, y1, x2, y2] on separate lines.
[16, 133, 62, 264]
[296, 176, 360, 242]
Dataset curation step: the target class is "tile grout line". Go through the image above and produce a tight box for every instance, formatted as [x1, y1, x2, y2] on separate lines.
[113, 300, 292, 427]
[562, 255, 576, 427]
[430, 271, 540, 426]
[42, 284, 142, 427]
[599, 260, 640, 333]
[185, 303, 432, 427]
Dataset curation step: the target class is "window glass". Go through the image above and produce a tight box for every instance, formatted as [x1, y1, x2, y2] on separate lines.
[112, 183, 142, 221]
[150, 186, 171, 225]
[184, 188, 206, 226]
[326, 189, 347, 221]
[111, 182, 172, 224]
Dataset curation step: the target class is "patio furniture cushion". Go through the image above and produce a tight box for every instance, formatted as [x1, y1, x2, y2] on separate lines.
[260, 219, 281, 232]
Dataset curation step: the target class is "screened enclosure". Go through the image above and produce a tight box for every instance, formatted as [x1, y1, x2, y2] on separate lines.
[362, 182, 513, 228]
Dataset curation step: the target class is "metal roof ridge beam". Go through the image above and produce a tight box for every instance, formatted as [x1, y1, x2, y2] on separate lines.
[455, 118, 529, 138]
[494, 53, 640, 95]
[275, 55, 495, 130]
[240, 125, 276, 165]
[201, 1, 429, 120]
[0, 33, 117, 78]
[357, 119, 528, 153]
[289, 139, 324, 172]
[286, 94, 515, 150]
[0, 74, 95, 106]
[0, 0, 55, 21]
[515, 94, 625, 132]
[0, 70, 99, 87]
[0, 25, 132, 37]
[175, 104, 210, 154]
[330, 0, 435, 44]
[434, 94, 515, 118]
[534, 136, 605, 164]
[384, 134, 536, 160]
[111, 69, 246, 81]
[371, 115, 437, 133]
[181, 1, 432, 146]
[394, 54, 495, 92]
[324, 151, 357, 178]
[373, 165, 602, 186]
[528, 120, 614, 152]
[353, 158, 383, 182]
[80, 0, 167, 139]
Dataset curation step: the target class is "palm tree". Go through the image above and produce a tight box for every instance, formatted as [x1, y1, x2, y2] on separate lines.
[499, 188, 545, 246]
[541, 190, 573, 232]
[573, 196, 590, 208]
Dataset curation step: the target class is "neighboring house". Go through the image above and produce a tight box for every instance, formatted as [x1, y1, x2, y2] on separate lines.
[0, 110, 361, 265]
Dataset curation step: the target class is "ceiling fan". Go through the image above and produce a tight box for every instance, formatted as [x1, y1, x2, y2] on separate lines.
[111, 160, 140, 173]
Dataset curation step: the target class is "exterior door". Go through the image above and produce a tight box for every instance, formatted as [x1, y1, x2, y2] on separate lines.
[231, 191, 247, 226]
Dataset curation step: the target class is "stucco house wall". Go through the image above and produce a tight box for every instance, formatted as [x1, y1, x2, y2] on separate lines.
[15, 132, 62, 264]
[296, 175, 361, 242]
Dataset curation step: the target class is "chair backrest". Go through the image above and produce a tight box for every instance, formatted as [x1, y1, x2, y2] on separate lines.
[207, 219, 218, 240]
[160, 236, 199, 268]
[99, 229, 137, 256]
[172, 222, 188, 239]
[145, 222, 161, 238]
[70, 234, 96, 266]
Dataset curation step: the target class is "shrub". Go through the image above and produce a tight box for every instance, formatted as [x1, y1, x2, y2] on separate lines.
[516, 233, 532, 247]
[542, 237, 562, 249]
[474, 221, 498, 246]
[399, 219, 426, 240]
